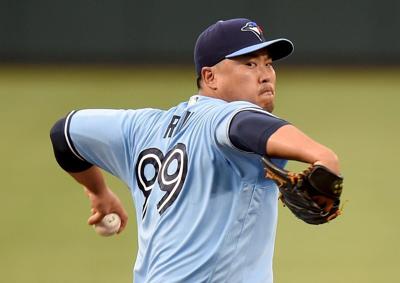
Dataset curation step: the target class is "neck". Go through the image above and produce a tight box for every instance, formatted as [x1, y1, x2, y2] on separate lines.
[198, 89, 225, 101]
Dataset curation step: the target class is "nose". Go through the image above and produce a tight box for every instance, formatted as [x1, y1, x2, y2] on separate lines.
[260, 76, 269, 84]
[259, 66, 273, 84]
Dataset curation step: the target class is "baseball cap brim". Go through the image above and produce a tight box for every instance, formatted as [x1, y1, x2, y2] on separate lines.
[225, 38, 294, 61]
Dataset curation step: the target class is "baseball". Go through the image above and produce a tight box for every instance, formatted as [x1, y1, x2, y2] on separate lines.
[94, 213, 121, 236]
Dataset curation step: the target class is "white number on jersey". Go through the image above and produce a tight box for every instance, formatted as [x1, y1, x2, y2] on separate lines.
[135, 143, 188, 219]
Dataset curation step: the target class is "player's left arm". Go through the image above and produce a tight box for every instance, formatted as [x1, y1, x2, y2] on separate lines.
[50, 110, 131, 231]
[69, 166, 128, 232]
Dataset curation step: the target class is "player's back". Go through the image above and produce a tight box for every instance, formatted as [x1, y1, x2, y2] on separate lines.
[127, 95, 280, 283]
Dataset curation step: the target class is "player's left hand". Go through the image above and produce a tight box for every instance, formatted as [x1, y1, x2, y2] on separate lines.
[84, 187, 128, 233]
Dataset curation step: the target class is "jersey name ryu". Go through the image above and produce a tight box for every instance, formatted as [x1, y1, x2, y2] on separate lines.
[163, 111, 193, 138]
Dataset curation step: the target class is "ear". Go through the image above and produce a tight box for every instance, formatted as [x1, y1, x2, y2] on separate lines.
[201, 67, 217, 90]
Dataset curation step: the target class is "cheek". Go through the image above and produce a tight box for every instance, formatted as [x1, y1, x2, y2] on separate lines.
[271, 69, 276, 80]
[216, 67, 258, 101]
[219, 73, 243, 93]
[227, 74, 256, 93]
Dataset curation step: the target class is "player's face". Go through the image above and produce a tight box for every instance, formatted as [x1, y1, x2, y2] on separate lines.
[214, 50, 277, 112]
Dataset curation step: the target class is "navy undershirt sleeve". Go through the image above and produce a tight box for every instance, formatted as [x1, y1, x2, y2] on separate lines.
[50, 116, 93, 172]
[228, 110, 290, 155]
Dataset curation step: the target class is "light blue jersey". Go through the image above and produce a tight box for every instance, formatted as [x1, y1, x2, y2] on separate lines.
[68, 95, 286, 283]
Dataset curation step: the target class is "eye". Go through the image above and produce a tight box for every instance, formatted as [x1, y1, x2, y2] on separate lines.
[266, 63, 274, 69]
[245, 61, 257, 67]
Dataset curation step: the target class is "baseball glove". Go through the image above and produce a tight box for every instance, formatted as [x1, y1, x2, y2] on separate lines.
[262, 157, 343, 225]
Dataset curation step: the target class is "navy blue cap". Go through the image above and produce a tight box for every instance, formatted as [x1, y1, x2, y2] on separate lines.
[194, 18, 294, 76]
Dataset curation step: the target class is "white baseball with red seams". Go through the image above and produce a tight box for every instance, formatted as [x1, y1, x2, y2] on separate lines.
[94, 213, 121, 236]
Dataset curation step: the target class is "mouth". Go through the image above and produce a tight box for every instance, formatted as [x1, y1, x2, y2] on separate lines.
[260, 88, 274, 96]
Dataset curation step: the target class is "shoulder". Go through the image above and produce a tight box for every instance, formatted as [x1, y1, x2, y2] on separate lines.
[192, 96, 260, 117]
[215, 99, 261, 111]
[130, 108, 165, 123]
[70, 108, 163, 121]
[210, 100, 264, 127]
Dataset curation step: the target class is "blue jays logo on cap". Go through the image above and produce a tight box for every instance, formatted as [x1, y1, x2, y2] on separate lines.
[241, 22, 265, 41]
[194, 18, 294, 76]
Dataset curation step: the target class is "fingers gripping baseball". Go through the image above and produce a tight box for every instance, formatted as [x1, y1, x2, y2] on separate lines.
[85, 187, 128, 233]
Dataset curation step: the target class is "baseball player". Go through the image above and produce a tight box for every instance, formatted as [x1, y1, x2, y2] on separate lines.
[50, 18, 341, 283]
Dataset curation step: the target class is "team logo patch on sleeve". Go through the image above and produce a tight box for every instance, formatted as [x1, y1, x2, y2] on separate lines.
[241, 22, 265, 41]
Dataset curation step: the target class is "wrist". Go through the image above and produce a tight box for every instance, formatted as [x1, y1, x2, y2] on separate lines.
[313, 150, 340, 175]
[313, 160, 340, 176]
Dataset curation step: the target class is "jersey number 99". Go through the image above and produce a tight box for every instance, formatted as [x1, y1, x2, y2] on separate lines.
[135, 143, 188, 219]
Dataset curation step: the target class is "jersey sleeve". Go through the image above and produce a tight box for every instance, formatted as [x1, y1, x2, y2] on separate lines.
[228, 109, 289, 155]
[66, 109, 136, 184]
[214, 102, 287, 155]
[213, 102, 289, 177]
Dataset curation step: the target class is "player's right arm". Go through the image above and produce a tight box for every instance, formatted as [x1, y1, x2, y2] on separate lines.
[266, 124, 340, 174]
[225, 107, 340, 211]
[225, 107, 340, 174]
[265, 124, 340, 211]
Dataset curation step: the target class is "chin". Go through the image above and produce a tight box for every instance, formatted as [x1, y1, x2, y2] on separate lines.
[261, 103, 274, 113]
[265, 106, 274, 113]
[258, 97, 274, 112]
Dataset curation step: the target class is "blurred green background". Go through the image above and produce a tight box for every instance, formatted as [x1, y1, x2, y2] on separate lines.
[0, 65, 398, 282]
[1, 0, 400, 281]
